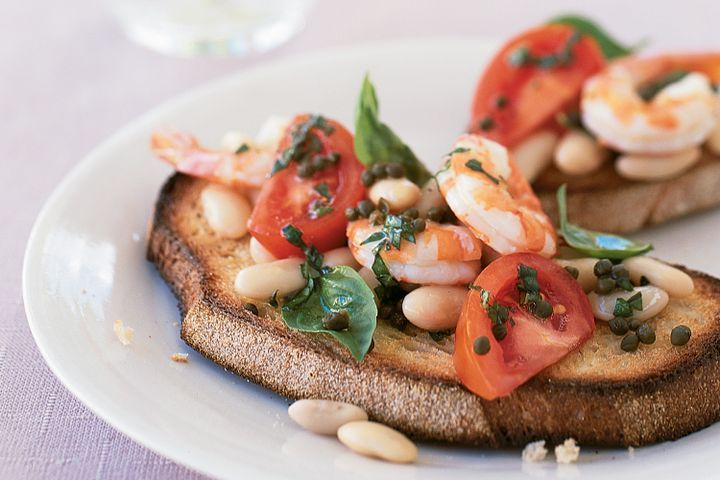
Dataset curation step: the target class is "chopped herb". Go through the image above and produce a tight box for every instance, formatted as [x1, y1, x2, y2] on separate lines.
[516, 264, 553, 319]
[268, 290, 279, 308]
[508, 45, 532, 66]
[313, 182, 332, 200]
[638, 70, 689, 101]
[309, 201, 333, 219]
[235, 143, 250, 154]
[362, 214, 416, 252]
[447, 147, 470, 156]
[613, 292, 643, 318]
[272, 115, 335, 175]
[465, 159, 500, 184]
[471, 285, 513, 338]
[507, 30, 582, 69]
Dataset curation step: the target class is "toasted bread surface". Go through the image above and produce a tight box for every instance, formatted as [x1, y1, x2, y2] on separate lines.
[536, 152, 720, 233]
[148, 173, 720, 447]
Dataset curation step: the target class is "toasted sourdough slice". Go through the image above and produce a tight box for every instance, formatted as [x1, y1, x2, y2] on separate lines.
[148, 173, 720, 447]
[536, 152, 720, 234]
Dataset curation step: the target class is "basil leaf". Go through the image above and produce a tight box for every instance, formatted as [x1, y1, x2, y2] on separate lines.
[557, 185, 652, 259]
[354, 75, 432, 186]
[281, 266, 377, 361]
[548, 14, 635, 60]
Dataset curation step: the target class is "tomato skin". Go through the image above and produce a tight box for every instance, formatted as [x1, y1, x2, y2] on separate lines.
[454, 253, 594, 400]
[248, 115, 366, 258]
[468, 24, 605, 147]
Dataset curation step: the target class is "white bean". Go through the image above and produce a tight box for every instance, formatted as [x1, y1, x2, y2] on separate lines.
[511, 129, 558, 183]
[554, 130, 607, 175]
[255, 115, 291, 149]
[414, 178, 446, 217]
[623, 256, 694, 298]
[368, 178, 421, 213]
[322, 247, 361, 270]
[705, 124, 720, 156]
[555, 258, 598, 293]
[200, 184, 252, 239]
[249, 236, 277, 264]
[234, 258, 305, 300]
[615, 147, 701, 181]
[220, 130, 254, 153]
[358, 267, 379, 291]
[587, 286, 669, 321]
[337, 421, 418, 464]
[401, 286, 467, 331]
[288, 399, 368, 435]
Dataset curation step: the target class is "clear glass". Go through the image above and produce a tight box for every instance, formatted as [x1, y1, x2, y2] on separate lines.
[106, 0, 316, 57]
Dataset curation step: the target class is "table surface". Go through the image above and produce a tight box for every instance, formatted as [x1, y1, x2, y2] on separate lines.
[3, 0, 719, 478]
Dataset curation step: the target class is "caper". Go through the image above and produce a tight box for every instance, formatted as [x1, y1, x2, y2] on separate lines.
[345, 207, 359, 221]
[403, 207, 419, 219]
[322, 310, 349, 331]
[595, 275, 616, 294]
[297, 162, 315, 178]
[357, 200, 375, 218]
[426, 207, 445, 222]
[608, 317, 629, 336]
[593, 259, 613, 277]
[371, 163, 388, 179]
[491, 322, 507, 341]
[628, 318, 642, 331]
[311, 155, 328, 170]
[621, 333, 640, 352]
[386, 163, 406, 178]
[564, 266, 580, 279]
[671, 325, 692, 346]
[611, 264, 630, 280]
[616, 277, 634, 292]
[243, 303, 259, 316]
[376, 198, 389, 215]
[369, 210, 385, 226]
[479, 116, 494, 131]
[473, 336, 491, 355]
[361, 170, 375, 187]
[637, 323, 656, 344]
[533, 299, 553, 318]
[411, 218, 426, 233]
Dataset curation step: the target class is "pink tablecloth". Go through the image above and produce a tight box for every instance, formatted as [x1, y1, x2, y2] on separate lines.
[2, 0, 718, 477]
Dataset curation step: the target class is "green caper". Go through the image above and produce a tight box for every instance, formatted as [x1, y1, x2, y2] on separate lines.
[361, 170, 375, 187]
[377, 198, 390, 215]
[608, 317, 629, 336]
[369, 210, 385, 226]
[356, 200, 375, 218]
[243, 303, 259, 316]
[386, 163, 406, 178]
[297, 161, 315, 178]
[611, 264, 630, 280]
[345, 207, 359, 221]
[371, 163, 388, 179]
[411, 218, 426, 233]
[628, 318, 642, 331]
[479, 116, 494, 131]
[426, 207, 445, 222]
[564, 266, 580, 279]
[671, 325, 692, 346]
[491, 322, 507, 341]
[595, 276, 616, 294]
[403, 207, 419, 219]
[533, 299, 553, 318]
[637, 323, 656, 344]
[311, 155, 328, 170]
[322, 310, 349, 331]
[473, 336, 491, 355]
[593, 259, 613, 277]
[621, 333, 640, 352]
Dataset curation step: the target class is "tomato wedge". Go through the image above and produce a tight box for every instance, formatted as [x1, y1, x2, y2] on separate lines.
[468, 24, 605, 147]
[249, 114, 366, 258]
[454, 253, 594, 400]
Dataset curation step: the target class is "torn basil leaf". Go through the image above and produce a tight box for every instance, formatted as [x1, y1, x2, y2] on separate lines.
[548, 14, 636, 60]
[354, 75, 432, 186]
[557, 185, 652, 259]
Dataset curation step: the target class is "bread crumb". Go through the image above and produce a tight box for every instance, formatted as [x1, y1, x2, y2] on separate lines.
[113, 319, 134, 346]
[522, 440, 548, 462]
[555, 438, 580, 464]
[171, 353, 189, 363]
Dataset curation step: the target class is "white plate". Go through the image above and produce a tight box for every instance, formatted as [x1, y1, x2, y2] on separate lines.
[23, 38, 720, 479]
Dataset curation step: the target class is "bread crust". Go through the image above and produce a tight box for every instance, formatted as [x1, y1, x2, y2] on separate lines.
[147, 173, 720, 447]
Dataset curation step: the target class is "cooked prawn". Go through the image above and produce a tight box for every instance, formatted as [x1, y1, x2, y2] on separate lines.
[581, 53, 720, 154]
[151, 129, 275, 189]
[347, 219, 483, 285]
[436, 134, 556, 257]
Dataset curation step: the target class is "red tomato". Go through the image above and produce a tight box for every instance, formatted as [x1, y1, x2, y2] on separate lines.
[249, 114, 365, 258]
[454, 253, 594, 400]
[468, 24, 605, 147]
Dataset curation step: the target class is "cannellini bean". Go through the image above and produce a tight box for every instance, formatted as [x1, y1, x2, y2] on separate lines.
[249, 236, 277, 264]
[288, 399, 368, 435]
[200, 184, 252, 239]
[358, 267, 379, 291]
[623, 256, 694, 298]
[587, 286, 669, 321]
[414, 178, 446, 217]
[337, 421, 418, 464]
[615, 147, 701, 181]
[368, 178, 421, 213]
[554, 130, 607, 175]
[555, 258, 598, 293]
[401, 286, 467, 331]
[705, 124, 720, 156]
[255, 115, 291, 149]
[220, 130, 254, 152]
[322, 247, 361, 270]
[511, 130, 559, 183]
[234, 258, 305, 300]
